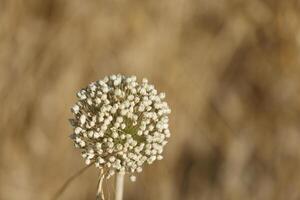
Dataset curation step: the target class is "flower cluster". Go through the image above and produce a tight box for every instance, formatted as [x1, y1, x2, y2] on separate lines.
[69, 75, 171, 181]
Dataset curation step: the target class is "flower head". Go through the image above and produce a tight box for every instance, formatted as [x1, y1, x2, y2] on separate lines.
[69, 74, 171, 180]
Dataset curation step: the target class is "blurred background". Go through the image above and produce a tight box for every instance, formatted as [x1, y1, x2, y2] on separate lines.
[1, 0, 300, 199]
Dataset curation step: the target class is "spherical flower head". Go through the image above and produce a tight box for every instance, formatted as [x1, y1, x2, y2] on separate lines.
[69, 74, 171, 180]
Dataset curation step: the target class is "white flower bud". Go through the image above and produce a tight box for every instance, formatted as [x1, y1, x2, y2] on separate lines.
[75, 127, 82, 134]
[130, 175, 136, 182]
[72, 105, 80, 114]
[85, 159, 91, 165]
[80, 115, 86, 124]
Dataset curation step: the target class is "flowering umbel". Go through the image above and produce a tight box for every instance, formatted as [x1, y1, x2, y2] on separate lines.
[69, 75, 171, 181]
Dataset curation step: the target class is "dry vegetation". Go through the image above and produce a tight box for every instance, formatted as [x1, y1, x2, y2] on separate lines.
[1, 0, 300, 199]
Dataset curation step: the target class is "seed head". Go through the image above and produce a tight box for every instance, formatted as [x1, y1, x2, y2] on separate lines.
[69, 75, 171, 180]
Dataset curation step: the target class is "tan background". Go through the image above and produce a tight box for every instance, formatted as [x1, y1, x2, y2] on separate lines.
[1, 0, 300, 199]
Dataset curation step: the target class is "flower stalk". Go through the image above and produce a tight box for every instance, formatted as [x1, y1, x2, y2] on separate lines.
[115, 172, 125, 200]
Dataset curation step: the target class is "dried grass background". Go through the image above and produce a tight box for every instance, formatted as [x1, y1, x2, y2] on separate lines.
[1, 0, 300, 199]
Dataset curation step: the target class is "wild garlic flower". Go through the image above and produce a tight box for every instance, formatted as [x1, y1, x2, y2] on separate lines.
[69, 75, 171, 181]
